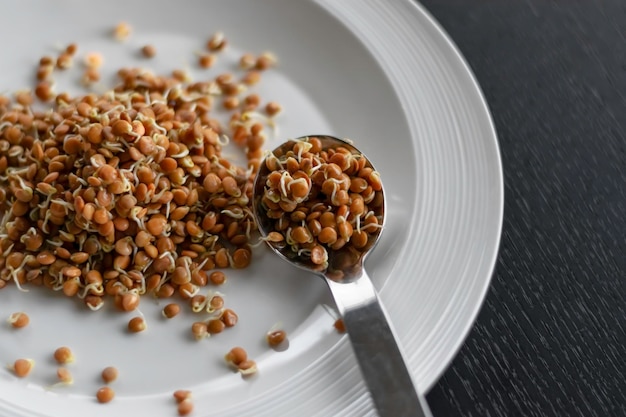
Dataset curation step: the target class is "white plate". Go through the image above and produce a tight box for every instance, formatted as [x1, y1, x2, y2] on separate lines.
[0, 0, 503, 416]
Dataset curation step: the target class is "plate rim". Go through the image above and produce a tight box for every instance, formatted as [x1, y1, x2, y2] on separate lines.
[316, 0, 504, 392]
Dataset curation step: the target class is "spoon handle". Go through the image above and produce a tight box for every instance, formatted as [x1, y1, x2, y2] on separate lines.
[326, 274, 433, 417]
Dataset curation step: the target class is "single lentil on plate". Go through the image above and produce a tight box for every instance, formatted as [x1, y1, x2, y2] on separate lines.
[101, 366, 119, 384]
[11, 358, 34, 377]
[7, 311, 29, 328]
[96, 386, 115, 403]
[53, 346, 75, 364]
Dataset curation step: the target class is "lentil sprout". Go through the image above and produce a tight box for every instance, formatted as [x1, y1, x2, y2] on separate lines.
[10, 358, 34, 377]
[7, 311, 29, 328]
[56, 367, 74, 385]
[258, 137, 384, 276]
[0, 39, 276, 312]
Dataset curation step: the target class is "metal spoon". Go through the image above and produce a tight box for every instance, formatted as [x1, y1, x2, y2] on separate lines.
[253, 135, 433, 417]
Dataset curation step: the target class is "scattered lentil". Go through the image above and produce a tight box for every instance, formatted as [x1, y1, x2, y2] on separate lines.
[96, 386, 115, 403]
[56, 367, 74, 385]
[83, 52, 103, 68]
[266, 329, 287, 347]
[239, 53, 255, 70]
[209, 271, 226, 285]
[198, 53, 216, 69]
[141, 44, 157, 58]
[11, 358, 34, 377]
[53, 346, 75, 364]
[191, 321, 208, 340]
[173, 389, 192, 403]
[128, 316, 147, 333]
[237, 359, 258, 376]
[101, 366, 119, 384]
[224, 346, 247, 367]
[162, 303, 181, 319]
[220, 308, 238, 327]
[56, 53, 73, 70]
[265, 101, 282, 117]
[0, 32, 289, 380]
[178, 398, 194, 416]
[7, 311, 29, 328]
[113, 22, 131, 41]
[207, 31, 227, 51]
[334, 318, 346, 333]
[255, 52, 276, 70]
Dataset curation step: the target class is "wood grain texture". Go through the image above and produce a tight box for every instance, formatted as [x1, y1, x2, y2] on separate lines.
[417, 1, 626, 416]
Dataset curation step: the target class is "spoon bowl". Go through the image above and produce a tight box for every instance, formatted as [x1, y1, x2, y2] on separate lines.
[253, 135, 384, 282]
[253, 135, 432, 417]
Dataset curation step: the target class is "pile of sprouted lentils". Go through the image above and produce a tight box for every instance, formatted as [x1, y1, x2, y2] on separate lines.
[0, 23, 308, 414]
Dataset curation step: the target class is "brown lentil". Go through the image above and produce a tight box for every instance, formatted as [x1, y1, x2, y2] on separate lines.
[220, 308, 238, 327]
[12, 358, 34, 377]
[173, 390, 192, 403]
[141, 45, 156, 58]
[198, 53, 216, 68]
[162, 303, 180, 319]
[209, 271, 226, 285]
[96, 386, 115, 403]
[101, 366, 119, 384]
[113, 22, 131, 41]
[56, 367, 73, 384]
[237, 359, 258, 375]
[207, 318, 226, 334]
[128, 316, 147, 333]
[258, 137, 384, 272]
[0, 32, 283, 365]
[265, 101, 282, 116]
[53, 346, 75, 364]
[266, 329, 287, 347]
[334, 318, 346, 333]
[191, 321, 208, 340]
[207, 31, 227, 51]
[224, 346, 247, 366]
[8, 312, 29, 328]
[178, 398, 194, 416]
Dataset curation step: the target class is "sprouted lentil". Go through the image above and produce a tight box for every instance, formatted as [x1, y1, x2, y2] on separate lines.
[0, 32, 278, 316]
[266, 329, 287, 347]
[10, 358, 34, 377]
[207, 31, 227, 52]
[224, 348, 257, 375]
[173, 389, 192, 403]
[178, 398, 194, 416]
[128, 316, 147, 333]
[237, 359, 258, 376]
[83, 52, 103, 69]
[113, 22, 131, 41]
[224, 346, 247, 367]
[7, 311, 29, 328]
[257, 137, 384, 276]
[56, 367, 74, 385]
[162, 302, 180, 318]
[198, 53, 216, 69]
[53, 346, 75, 364]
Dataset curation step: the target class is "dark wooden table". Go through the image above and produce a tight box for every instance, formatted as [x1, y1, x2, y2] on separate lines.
[418, 1, 626, 416]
